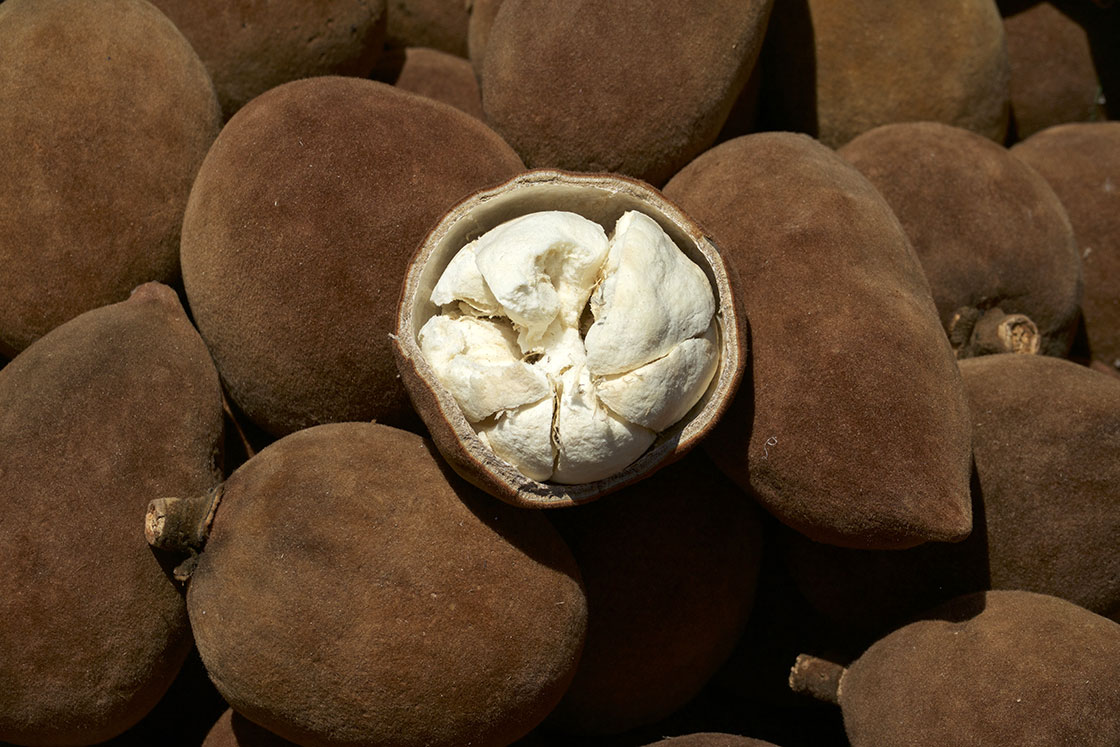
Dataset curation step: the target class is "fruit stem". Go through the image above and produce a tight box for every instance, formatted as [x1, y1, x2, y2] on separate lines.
[949, 306, 1040, 359]
[145, 488, 222, 554]
[789, 653, 846, 705]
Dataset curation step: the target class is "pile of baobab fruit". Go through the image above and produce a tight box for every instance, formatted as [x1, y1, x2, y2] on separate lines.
[2, 0, 1119, 746]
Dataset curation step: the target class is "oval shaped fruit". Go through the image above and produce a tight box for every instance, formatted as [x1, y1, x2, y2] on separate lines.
[839, 121, 1082, 357]
[761, 0, 1009, 147]
[480, 0, 773, 185]
[0, 0, 221, 357]
[150, 0, 387, 120]
[792, 591, 1120, 746]
[184, 422, 587, 747]
[664, 132, 972, 549]
[181, 76, 524, 437]
[394, 169, 746, 507]
[545, 451, 765, 734]
[0, 283, 224, 746]
[1012, 122, 1120, 371]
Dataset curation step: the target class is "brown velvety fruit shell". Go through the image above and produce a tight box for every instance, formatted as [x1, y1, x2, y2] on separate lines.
[840, 591, 1120, 746]
[838, 121, 1082, 357]
[149, 0, 387, 120]
[480, 0, 773, 186]
[545, 450, 765, 735]
[1012, 122, 1120, 371]
[0, 283, 224, 746]
[180, 76, 524, 437]
[393, 169, 746, 508]
[761, 0, 1009, 148]
[187, 422, 587, 747]
[664, 132, 972, 549]
[784, 355, 1120, 636]
[0, 0, 221, 358]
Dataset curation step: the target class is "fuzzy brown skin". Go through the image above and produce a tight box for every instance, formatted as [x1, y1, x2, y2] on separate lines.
[1013, 122, 1120, 370]
[150, 0, 386, 120]
[467, 0, 503, 79]
[783, 354, 1120, 638]
[480, 0, 773, 186]
[376, 46, 483, 119]
[188, 422, 587, 747]
[664, 132, 972, 550]
[203, 710, 298, 747]
[1002, 2, 1106, 139]
[839, 591, 1120, 746]
[385, 0, 469, 56]
[761, 0, 1009, 148]
[0, 283, 224, 746]
[180, 76, 524, 437]
[839, 121, 1082, 357]
[0, 0, 221, 358]
[545, 451, 765, 735]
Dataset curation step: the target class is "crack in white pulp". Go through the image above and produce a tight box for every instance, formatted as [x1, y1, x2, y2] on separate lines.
[418, 210, 718, 484]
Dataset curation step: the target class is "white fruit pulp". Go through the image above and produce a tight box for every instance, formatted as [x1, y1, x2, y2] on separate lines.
[418, 210, 718, 484]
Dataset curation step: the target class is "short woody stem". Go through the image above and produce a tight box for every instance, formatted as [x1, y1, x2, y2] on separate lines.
[789, 653, 847, 705]
[145, 489, 221, 553]
[949, 306, 1040, 359]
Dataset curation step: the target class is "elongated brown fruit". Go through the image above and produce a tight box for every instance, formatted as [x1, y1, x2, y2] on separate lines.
[0, 283, 224, 746]
[0, 0, 221, 357]
[791, 591, 1120, 746]
[664, 132, 972, 549]
[183, 422, 587, 747]
[480, 0, 773, 185]
[839, 121, 1082, 357]
[180, 76, 524, 437]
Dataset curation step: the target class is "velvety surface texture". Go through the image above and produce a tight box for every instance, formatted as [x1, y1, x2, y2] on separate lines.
[180, 76, 524, 437]
[202, 710, 298, 747]
[150, 0, 387, 120]
[385, 0, 469, 56]
[0, 0, 221, 358]
[467, 0, 502, 79]
[664, 132, 973, 549]
[760, 0, 1010, 148]
[480, 0, 773, 185]
[840, 591, 1120, 746]
[545, 451, 765, 735]
[376, 45, 483, 119]
[0, 283, 224, 746]
[188, 422, 587, 747]
[1013, 122, 1120, 371]
[1002, 1, 1106, 139]
[839, 121, 1082, 357]
[786, 354, 1120, 635]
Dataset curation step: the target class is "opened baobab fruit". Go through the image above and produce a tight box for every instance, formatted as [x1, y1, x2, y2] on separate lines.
[394, 170, 745, 507]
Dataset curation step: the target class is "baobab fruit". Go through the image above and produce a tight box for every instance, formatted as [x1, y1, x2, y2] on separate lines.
[394, 169, 746, 507]
[180, 76, 523, 437]
[376, 46, 483, 119]
[1001, 1, 1106, 138]
[665, 132, 972, 549]
[545, 451, 764, 734]
[173, 422, 587, 747]
[1012, 122, 1120, 371]
[761, 0, 1010, 147]
[149, 0, 387, 120]
[480, 0, 774, 185]
[384, 0, 469, 57]
[791, 591, 1120, 746]
[0, 283, 224, 745]
[839, 121, 1082, 357]
[0, 0, 221, 357]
